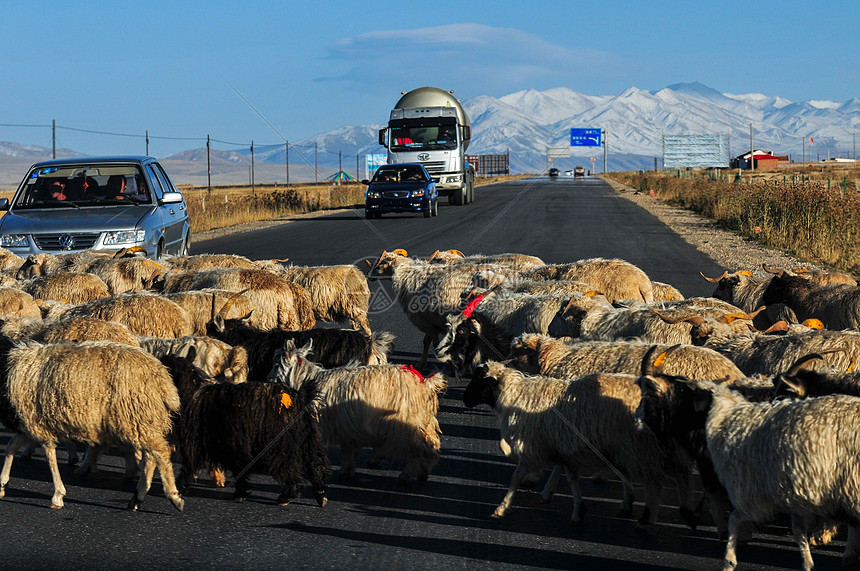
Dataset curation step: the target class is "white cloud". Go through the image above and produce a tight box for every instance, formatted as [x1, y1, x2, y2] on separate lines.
[317, 24, 621, 92]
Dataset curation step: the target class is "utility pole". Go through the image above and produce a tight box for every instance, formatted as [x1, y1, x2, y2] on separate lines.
[750, 124, 754, 172]
[145, 130, 149, 156]
[602, 129, 608, 174]
[803, 137, 806, 169]
[285, 142, 290, 186]
[206, 134, 211, 195]
[250, 140, 255, 195]
[314, 143, 318, 183]
[52, 119, 56, 159]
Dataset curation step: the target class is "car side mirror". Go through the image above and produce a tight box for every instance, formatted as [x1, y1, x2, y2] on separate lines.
[0, 198, 8, 211]
[161, 192, 183, 205]
[361, 180, 371, 185]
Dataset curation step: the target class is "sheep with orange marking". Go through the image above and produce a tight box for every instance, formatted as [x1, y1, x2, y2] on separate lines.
[268, 340, 446, 482]
[521, 257, 655, 303]
[426, 250, 545, 270]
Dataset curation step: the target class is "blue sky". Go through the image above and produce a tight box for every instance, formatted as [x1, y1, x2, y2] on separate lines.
[1, 0, 857, 157]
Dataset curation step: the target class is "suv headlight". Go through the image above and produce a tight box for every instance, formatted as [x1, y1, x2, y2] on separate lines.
[0, 234, 29, 248]
[446, 175, 462, 183]
[103, 230, 146, 245]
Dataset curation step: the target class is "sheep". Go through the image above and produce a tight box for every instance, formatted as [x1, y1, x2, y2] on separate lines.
[163, 289, 255, 335]
[268, 340, 447, 482]
[368, 249, 520, 368]
[83, 256, 167, 294]
[462, 361, 695, 527]
[651, 281, 684, 301]
[0, 286, 42, 319]
[160, 267, 315, 331]
[435, 291, 611, 375]
[0, 338, 184, 512]
[638, 372, 860, 571]
[703, 326, 860, 376]
[206, 314, 393, 380]
[262, 263, 372, 334]
[762, 263, 857, 286]
[178, 377, 329, 506]
[60, 293, 195, 338]
[761, 270, 860, 331]
[163, 253, 258, 271]
[18, 271, 111, 304]
[426, 250, 545, 270]
[0, 247, 25, 273]
[521, 257, 654, 303]
[39, 317, 141, 346]
[15, 249, 136, 279]
[582, 300, 759, 345]
[138, 336, 249, 384]
[508, 334, 745, 382]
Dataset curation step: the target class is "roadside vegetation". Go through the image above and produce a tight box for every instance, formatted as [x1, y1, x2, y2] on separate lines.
[181, 174, 532, 234]
[608, 165, 860, 274]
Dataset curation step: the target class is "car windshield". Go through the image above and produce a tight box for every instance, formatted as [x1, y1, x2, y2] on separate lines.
[13, 164, 152, 209]
[372, 166, 428, 184]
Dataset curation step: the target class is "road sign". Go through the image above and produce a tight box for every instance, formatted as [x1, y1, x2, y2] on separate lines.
[571, 128, 602, 147]
[547, 145, 570, 158]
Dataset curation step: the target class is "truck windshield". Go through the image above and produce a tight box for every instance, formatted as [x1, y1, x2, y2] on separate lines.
[390, 123, 458, 152]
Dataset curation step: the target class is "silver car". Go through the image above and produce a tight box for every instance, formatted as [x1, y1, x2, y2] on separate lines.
[0, 156, 190, 260]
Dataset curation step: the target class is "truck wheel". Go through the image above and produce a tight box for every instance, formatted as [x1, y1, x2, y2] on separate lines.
[452, 187, 465, 206]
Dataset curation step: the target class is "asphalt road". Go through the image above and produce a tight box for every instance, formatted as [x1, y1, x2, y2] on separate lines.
[0, 176, 845, 570]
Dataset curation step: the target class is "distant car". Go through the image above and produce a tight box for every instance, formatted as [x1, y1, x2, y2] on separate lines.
[548, 168, 560, 177]
[564, 170, 574, 176]
[363, 163, 439, 219]
[0, 156, 190, 260]
[574, 166, 586, 177]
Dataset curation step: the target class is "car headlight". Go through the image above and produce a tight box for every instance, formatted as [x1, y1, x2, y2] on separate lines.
[446, 175, 462, 183]
[366, 190, 381, 199]
[103, 230, 146, 245]
[411, 189, 426, 197]
[0, 234, 29, 248]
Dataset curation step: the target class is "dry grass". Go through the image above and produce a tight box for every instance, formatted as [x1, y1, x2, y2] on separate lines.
[610, 167, 860, 274]
[181, 175, 533, 233]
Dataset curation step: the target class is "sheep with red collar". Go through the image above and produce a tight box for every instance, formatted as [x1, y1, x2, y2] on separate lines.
[268, 340, 447, 482]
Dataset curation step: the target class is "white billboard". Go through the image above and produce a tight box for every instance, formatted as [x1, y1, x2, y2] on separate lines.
[663, 134, 729, 168]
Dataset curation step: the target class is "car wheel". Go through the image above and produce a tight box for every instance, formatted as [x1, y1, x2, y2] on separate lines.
[432, 199, 439, 216]
[452, 187, 465, 206]
[423, 208, 431, 218]
[179, 232, 191, 256]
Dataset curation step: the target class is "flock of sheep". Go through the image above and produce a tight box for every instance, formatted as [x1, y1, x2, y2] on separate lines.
[3, 244, 860, 570]
[369, 248, 860, 571]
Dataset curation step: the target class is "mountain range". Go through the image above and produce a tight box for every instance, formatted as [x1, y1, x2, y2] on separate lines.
[2, 82, 858, 184]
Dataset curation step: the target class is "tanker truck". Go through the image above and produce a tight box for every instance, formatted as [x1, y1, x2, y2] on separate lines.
[378, 87, 475, 205]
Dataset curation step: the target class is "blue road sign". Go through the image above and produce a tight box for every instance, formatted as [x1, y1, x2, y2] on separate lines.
[570, 128, 602, 147]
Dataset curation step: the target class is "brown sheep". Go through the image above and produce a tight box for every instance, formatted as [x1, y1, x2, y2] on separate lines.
[264, 263, 372, 334]
[0, 287, 42, 319]
[163, 289, 256, 335]
[160, 267, 315, 331]
[19, 272, 111, 304]
[0, 338, 185, 512]
[60, 293, 194, 338]
[522, 257, 654, 303]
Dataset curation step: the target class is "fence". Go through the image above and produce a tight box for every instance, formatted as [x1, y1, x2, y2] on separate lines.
[0, 120, 374, 188]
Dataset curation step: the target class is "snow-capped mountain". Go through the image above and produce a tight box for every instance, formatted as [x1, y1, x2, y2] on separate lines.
[2, 83, 857, 178]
